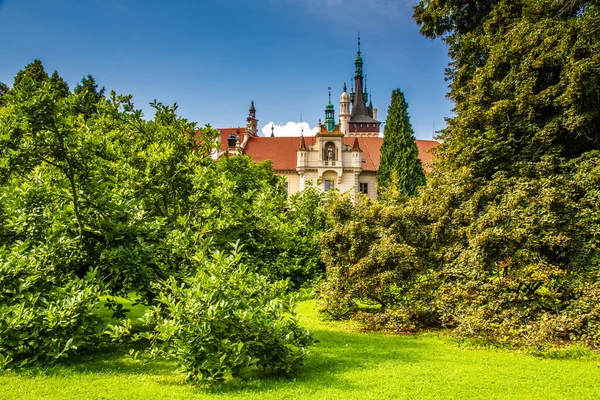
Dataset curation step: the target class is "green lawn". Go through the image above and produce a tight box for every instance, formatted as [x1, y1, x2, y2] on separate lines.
[1, 300, 599, 399]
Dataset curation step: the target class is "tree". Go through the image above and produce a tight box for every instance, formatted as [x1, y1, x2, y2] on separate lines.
[49, 70, 70, 98]
[13, 59, 48, 87]
[405, 0, 600, 344]
[317, 1, 600, 346]
[0, 82, 8, 106]
[74, 74, 105, 119]
[377, 89, 425, 195]
[12, 60, 70, 99]
[413, 0, 600, 177]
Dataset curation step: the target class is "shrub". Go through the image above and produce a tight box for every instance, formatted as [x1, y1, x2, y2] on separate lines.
[142, 247, 316, 383]
[0, 243, 105, 369]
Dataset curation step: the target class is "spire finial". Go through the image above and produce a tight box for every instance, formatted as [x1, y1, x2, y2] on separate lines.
[328, 87, 332, 103]
[271, 123, 274, 137]
[365, 75, 368, 91]
[358, 32, 361, 55]
[343, 82, 347, 93]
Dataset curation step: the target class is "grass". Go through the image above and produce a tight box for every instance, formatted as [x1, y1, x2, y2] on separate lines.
[1, 300, 600, 399]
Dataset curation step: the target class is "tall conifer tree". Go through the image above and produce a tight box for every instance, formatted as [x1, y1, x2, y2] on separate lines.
[13, 59, 49, 87]
[377, 89, 425, 195]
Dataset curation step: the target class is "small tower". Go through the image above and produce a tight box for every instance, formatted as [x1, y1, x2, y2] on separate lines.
[325, 88, 336, 132]
[297, 123, 308, 172]
[246, 101, 258, 137]
[340, 83, 350, 135]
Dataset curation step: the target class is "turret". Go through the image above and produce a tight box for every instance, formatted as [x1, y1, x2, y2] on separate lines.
[246, 101, 258, 137]
[324, 88, 336, 132]
[297, 124, 308, 170]
[340, 83, 350, 135]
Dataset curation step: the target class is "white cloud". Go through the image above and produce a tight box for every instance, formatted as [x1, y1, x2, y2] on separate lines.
[261, 121, 319, 137]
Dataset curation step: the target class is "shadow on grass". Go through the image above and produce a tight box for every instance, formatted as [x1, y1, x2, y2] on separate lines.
[10, 325, 426, 398]
[11, 340, 176, 379]
[201, 327, 427, 396]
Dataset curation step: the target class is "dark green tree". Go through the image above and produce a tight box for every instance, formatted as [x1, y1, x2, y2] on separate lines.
[0, 82, 8, 106]
[49, 70, 70, 98]
[413, 0, 600, 176]
[74, 74, 105, 119]
[377, 89, 425, 195]
[13, 59, 49, 87]
[318, 1, 600, 346]
[12, 60, 70, 99]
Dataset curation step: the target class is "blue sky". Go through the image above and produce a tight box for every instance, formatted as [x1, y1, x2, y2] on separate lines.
[0, 0, 452, 140]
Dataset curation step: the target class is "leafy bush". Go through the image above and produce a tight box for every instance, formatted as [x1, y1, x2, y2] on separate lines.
[0, 243, 105, 369]
[318, 192, 433, 329]
[142, 247, 316, 383]
[319, 152, 600, 348]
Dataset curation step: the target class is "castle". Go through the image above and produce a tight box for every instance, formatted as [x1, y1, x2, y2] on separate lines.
[213, 38, 438, 199]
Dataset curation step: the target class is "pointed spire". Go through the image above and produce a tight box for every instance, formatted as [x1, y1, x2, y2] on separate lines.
[354, 33, 363, 79]
[325, 87, 336, 132]
[352, 135, 361, 151]
[299, 123, 307, 150]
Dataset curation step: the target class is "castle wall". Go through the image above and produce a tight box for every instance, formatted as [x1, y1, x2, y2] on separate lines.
[277, 171, 301, 194]
[358, 172, 378, 200]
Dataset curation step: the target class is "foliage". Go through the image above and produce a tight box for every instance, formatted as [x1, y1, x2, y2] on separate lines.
[0, 81, 8, 106]
[175, 157, 327, 290]
[0, 59, 325, 380]
[141, 248, 316, 383]
[0, 243, 105, 369]
[320, 153, 600, 346]
[376, 89, 425, 195]
[414, 0, 600, 177]
[13, 59, 49, 87]
[409, 0, 600, 345]
[317, 192, 434, 330]
[318, 0, 600, 347]
[73, 74, 105, 119]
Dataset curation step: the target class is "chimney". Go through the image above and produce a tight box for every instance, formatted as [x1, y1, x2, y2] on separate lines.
[227, 134, 237, 149]
[373, 108, 378, 120]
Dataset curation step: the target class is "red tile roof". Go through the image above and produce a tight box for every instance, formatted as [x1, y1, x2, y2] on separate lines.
[218, 129, 438, 172]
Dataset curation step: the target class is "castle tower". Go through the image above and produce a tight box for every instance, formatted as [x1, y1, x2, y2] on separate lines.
[324, 88, 336, 132]
[348, 36, 380, 137]
[340, 83, 350, 135]
[246, 101, 258, 137]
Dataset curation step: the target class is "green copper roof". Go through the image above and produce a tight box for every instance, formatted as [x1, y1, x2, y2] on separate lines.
[325, 87, 335, 132]
[354, 35, 363, 78]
